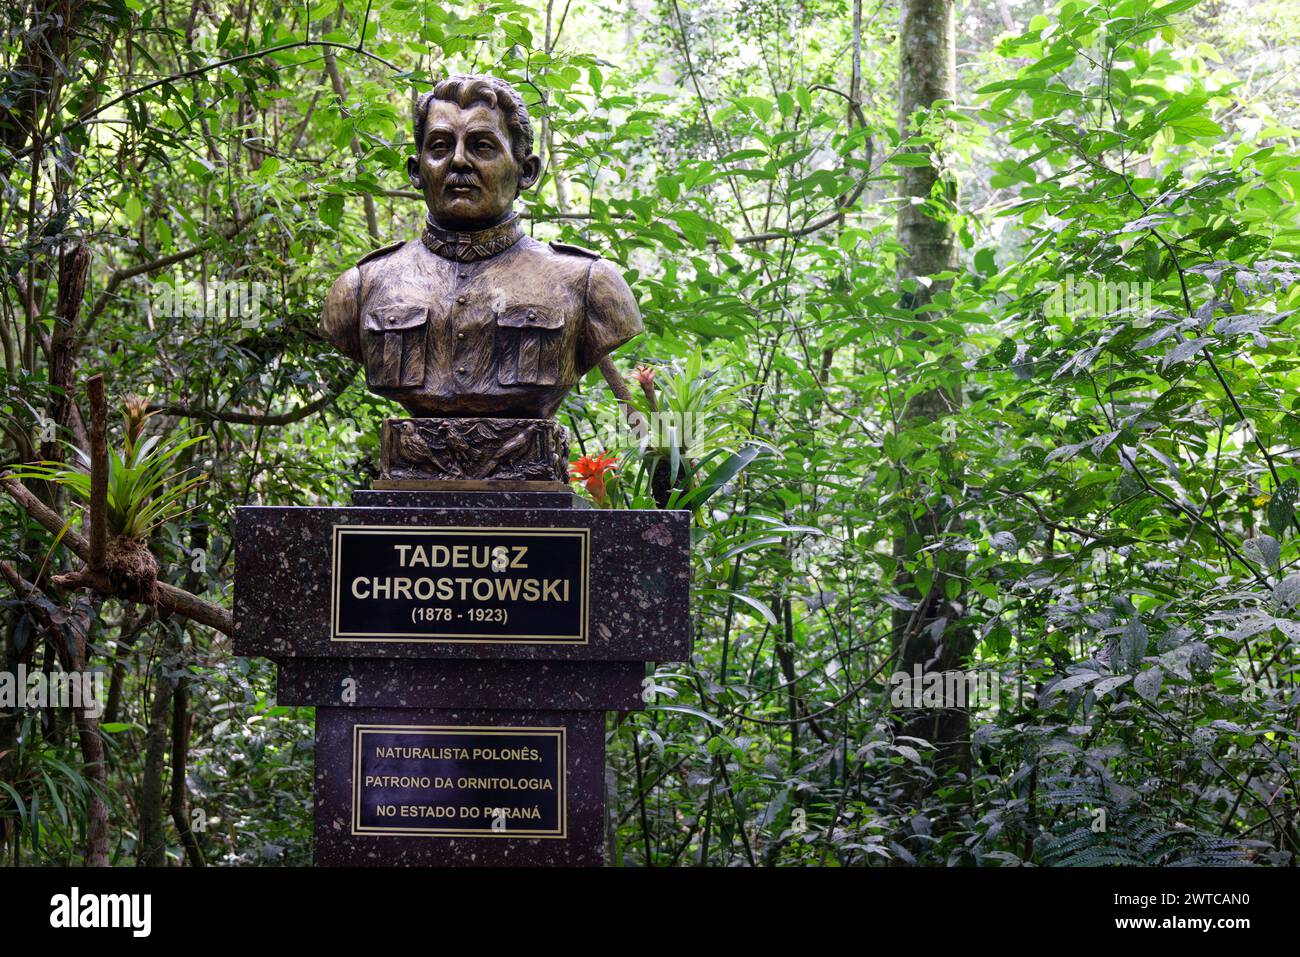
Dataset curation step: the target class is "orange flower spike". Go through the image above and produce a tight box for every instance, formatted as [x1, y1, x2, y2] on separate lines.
[569, 452, 619, 506]
[632, 365, 658, 411]
[122, 393, 154, 451]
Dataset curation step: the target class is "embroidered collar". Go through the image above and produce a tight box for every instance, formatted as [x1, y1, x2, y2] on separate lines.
[421, 213, 523, 262]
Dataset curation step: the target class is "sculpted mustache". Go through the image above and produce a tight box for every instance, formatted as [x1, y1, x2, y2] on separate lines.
[444, 175, 479, 189]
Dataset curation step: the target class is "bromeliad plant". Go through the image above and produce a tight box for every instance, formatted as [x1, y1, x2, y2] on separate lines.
[625, 352, 771, 518]
[570, 451, 619, 507]
[637, 351, 750, 493]
[567, 351, 774, 522]
[9, 395, 208, 601]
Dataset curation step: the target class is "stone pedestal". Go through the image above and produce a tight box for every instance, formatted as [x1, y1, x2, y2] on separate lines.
[313, 708, 606, 866]
[233, 484, 690, 867]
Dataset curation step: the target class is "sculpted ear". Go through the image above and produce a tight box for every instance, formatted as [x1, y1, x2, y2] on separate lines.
[406, 155, 421, 189]
[517, 154, 542, 193]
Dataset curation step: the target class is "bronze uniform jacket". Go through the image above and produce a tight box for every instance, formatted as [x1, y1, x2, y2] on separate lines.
[319, 228, 643, 419]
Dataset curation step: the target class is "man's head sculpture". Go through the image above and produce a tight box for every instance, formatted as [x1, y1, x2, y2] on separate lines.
[407, 75, 542, 231]
[318, 72, 642, 435]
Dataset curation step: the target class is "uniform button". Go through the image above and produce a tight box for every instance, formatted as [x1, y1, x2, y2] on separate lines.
[457, 367, 467, 374]
[458, 272, 468, 279]
[456, 332, 465, 340]
[457, 296, 467, 305]
[527, 311, 536, 320]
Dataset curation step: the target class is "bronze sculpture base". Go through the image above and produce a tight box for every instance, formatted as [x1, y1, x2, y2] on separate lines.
[379, 417, 570, 485]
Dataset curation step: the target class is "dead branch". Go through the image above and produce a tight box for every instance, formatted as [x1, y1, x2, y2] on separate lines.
[87, 374, 107, 570]
[42, 242, 91, 463]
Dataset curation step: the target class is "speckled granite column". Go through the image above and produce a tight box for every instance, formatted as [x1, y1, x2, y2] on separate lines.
[233, 485, 691, 867]
[315, 708, 605, 867]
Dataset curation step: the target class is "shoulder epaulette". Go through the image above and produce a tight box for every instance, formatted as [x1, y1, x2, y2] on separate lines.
[357, 240, 407, 267]
[549, 240, 601, 260]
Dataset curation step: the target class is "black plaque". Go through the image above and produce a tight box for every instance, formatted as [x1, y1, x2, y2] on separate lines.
[331, 526, 589, 644]
[351, 725, 566, 838]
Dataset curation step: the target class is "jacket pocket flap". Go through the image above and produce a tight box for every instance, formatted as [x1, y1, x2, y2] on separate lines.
[496, 305, 564, 330]
[363, 304, 429, 332]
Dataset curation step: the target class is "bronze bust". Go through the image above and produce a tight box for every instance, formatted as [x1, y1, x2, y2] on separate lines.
[318, 74, 643, 422]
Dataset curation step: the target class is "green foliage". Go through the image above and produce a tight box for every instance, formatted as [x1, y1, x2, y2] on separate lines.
[10, 433, 208, 540]
[0, 715, 97, 865]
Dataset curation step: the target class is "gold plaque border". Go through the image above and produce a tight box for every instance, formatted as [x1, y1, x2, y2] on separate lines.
[350, 724, 567, 839]
[330, 525, 590, 644]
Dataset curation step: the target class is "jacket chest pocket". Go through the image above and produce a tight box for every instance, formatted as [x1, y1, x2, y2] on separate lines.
[496, 306, 565, 386]
[362, 304, 428, 388]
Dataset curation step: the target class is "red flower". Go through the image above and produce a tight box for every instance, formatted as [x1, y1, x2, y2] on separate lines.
[632, 365, 658, 411]
[570, 451, 618, 505]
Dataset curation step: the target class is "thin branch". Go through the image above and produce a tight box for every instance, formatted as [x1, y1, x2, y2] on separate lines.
[149, 369, 355, 426]
[6, 40, 403, 163]
[81, 211, 258, 342]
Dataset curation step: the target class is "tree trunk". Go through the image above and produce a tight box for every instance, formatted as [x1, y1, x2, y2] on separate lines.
[170, 522, 208, 866]
[892, 0, 973, 799]
[170, 673, 204, 866]
[0, 0, 87, 179]
[544, 0, 573, 214]
[62, 594, 111, 866]
[139, 657, 174, 866]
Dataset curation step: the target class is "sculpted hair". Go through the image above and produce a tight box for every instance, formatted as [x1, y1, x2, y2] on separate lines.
[413, 75, 534, 163]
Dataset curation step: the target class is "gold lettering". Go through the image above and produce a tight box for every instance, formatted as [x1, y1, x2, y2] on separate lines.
[351, 574, 574, 604]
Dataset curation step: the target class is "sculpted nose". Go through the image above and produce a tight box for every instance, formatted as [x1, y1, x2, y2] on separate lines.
[451, 139, 471, 169]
